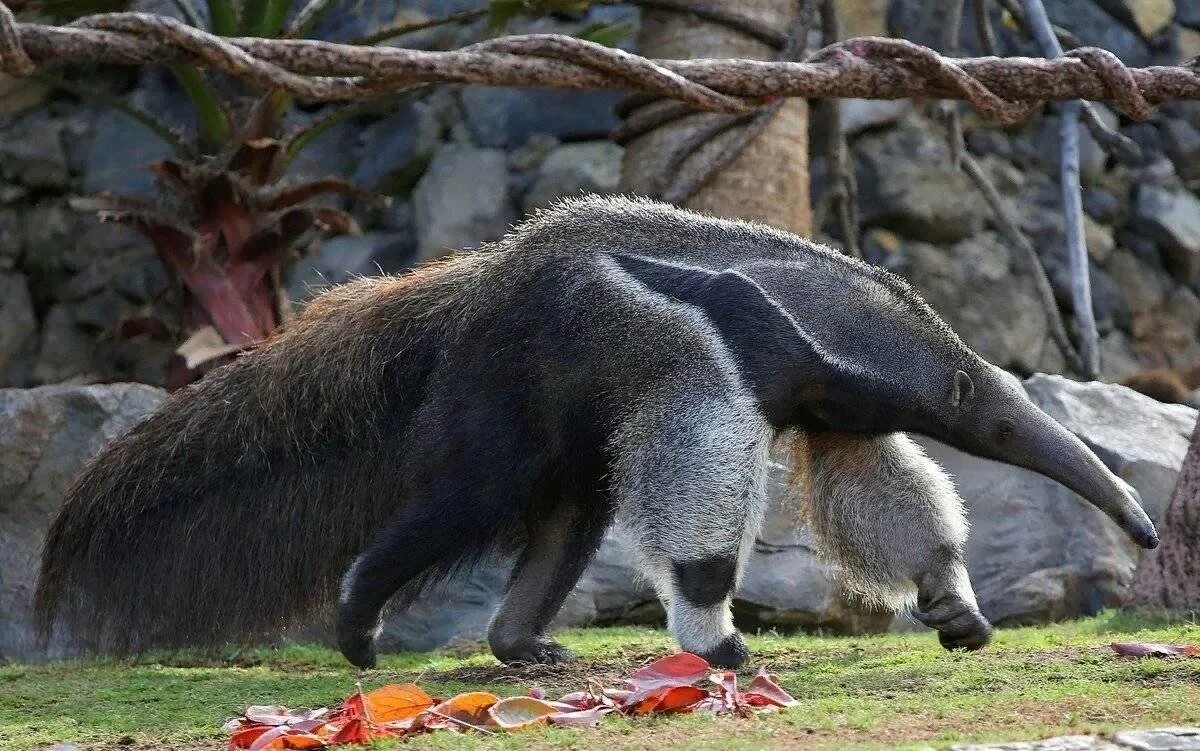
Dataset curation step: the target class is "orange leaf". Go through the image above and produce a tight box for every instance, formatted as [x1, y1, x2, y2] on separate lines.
[487, 696, 560, 730]
[426, 691, 499, 731]
[363, 683, 434, 723]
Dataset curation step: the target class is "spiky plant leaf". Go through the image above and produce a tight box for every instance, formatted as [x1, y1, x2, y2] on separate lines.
[172, 66, 231, 150]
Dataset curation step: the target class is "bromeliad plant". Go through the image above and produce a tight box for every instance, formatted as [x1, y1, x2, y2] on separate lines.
[30, 0, 631, 387]
[37, 0, 384, 388]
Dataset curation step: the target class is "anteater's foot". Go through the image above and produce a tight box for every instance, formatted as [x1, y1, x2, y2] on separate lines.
[696, 632, 750, 669]
[490, 635, 576, 665]
[912, 601, 993, 652]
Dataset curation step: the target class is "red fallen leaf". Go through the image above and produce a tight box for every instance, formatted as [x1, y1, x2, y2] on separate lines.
[228, 724, 271, 750]
[487, 696, 561, 729]
[327, 717, 375, 745]
[528, 686, 546, 700]
[1111, 642, 1200, 658]
[625, 684, 709, 715]
[334, 689, 366, 721]
[548, 706, 612, 727]
[710, 671, 741, 713]
[745, 667, 798, 708]
[362, 683, 433, 723]
[626, 653, 712, 691]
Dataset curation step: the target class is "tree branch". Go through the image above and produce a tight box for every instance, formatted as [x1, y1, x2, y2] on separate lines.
[1020, 0, 1099, 378]
[0, 5, 1194, 117]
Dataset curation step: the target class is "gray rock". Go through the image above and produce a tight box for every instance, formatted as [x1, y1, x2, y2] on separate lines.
[284, 119, 359, 183]
[918, 375, 1195, 626]
[0, 383, 166, 661]
[288, 231, 417, 303]
[0, 112, 68, 190]
[1134, 185, 1200, 283]
[377, 564, 511, 652]
[523, 141, 622, 212]
[1115, 728, 1200, 751]
[953, 736, 1120, 751]
[82, 110, 177, 198]
[854, 119, 985, 243]
[892, 233, 1049, 372]
[840, 99, 911, 136]
[1098, 330, 1144, 382]
[32, 305, 97, 386]
[0, 273, 35, 379]
[412, 145, 516, 260]
[352, 102, 439, 193]
[459, 87, 623, 148]
[0, 208, 21, 271]
[1160, 119, 1200, 180]
[1037, 115, 1106, 185]
[1107, 250, 1170, 316]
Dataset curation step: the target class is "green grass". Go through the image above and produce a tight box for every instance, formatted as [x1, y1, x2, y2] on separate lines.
[3, 612, 1200, 750]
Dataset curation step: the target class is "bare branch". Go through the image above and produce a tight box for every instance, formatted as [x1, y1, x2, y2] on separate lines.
[0, 6, 1194, 117]
[1020, 0, 1099, 378]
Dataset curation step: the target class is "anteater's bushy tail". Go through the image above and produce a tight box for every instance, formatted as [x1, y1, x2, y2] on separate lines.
[34, 256, 487, 654]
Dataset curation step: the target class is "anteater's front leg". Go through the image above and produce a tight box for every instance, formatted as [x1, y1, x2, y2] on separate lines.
[611, 393, 773, 668]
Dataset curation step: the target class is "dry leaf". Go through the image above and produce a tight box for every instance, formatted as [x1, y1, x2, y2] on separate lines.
[363, 683, 433, 723]
[488, 696, 561, 729]
[1111, 642, 1200, 658]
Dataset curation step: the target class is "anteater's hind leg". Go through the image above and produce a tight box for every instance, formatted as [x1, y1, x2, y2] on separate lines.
[336, 398, 544, 668]
[336, 496, 512, 668]
[487, 498, 611, 665]
[805, 432, 992, 651]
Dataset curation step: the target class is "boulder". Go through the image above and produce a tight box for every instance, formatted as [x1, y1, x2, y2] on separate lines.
[412, 145, 516, 261]
[1134, 184, 1200, 283]
[0, 112, 68, 190]
[890, 233, 1050, 372]
[0, 383, 166, 662]
[522, 141, 622, 212]
[917, 375, 1195, 626]
[287, 229, 417, 303]
[0, 273, 36, 381]
[459, 87, 623, 149]
[854, 119, 985, 243]
[82, 109, 177, 199]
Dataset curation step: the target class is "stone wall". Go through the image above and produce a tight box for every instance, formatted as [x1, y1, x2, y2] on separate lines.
[1, 1, 1199, 389]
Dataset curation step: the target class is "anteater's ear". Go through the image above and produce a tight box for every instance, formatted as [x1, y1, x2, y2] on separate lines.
[951, 370, 974, 407]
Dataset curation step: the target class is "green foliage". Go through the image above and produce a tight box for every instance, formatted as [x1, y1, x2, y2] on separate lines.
[575, 20, 634, 47]
[4, 614, 1200, 750]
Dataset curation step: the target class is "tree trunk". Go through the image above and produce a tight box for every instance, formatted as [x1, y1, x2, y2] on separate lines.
[619, 0, 811, 236]
[1129, 421, 1200, 608]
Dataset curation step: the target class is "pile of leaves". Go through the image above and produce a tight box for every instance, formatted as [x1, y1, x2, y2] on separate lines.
[223, 652, 796, 748]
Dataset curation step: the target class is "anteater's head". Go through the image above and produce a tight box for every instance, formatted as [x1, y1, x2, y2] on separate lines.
[742, 256, 1159, 551]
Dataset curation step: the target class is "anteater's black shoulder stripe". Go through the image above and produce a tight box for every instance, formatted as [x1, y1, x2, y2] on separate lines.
[608, 252, 809, 427]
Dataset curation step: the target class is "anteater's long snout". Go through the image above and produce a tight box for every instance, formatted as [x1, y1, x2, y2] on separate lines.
[999, 405, 1159, 550]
